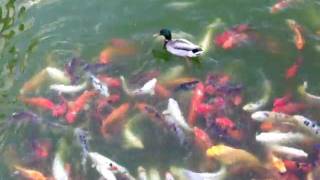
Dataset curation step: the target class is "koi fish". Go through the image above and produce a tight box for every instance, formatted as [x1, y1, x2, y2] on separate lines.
[193, 127, 213, 151]
[64, 57, 85, 84]
[101, 103, 130, 138]
[215, 24, 250, 50]
[14, 165, 47, 180]
[285, 57, 303, 79]
[162, 98, 192, 132]
[96, 94, 120, 114]
[20, 96, 55, 110]
[65, 90, 96, 123]
[135, 103, 167, 128]
[52, 153, 69, 180]
[215, 117, 236, 130]
[256, 132, 306, 145]
[51, 96, 68, 117]
[243, 71, 271, 112]
[49, 82, 87, 94]
[74, 128, 90, 170]
[270, 154, 287, 173]
[99, 47, 114, 64]
[272, 102, 306, 115]
[273, 93, 292, 107]
[90, 74, 110, 97]
[155, 83, 171, 98]
[270, 0, 293, 14]
[188, 82, 205, 126]
[206, 144, 260, 166]
[292, 115, 320, 137]
[121, 76, 157, 96]
[164, 77, 198, 87]
[182, 166, 227, 180]
[158, 65, 185, 83]
[270, 145, 308, 159]
[287, 19, 305, 50]
[174, 80, 199, 91]
[20, 68, 47, 94]
[199, 18, 223, 54]
[32, 139, 51, 159]
[89, 152, 132, 177]
[137, 166, 147, 180]
[122, 127, 144, 150]
[251, 111, 293, 122]
[283, 159, 312, 173]
[97, 75, 121, 88]
[46, 67, 70, 84]
[298, 81, 320, 106]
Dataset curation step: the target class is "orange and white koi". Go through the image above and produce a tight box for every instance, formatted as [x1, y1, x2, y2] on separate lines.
[287, 19, 305, 50]
[101, 103, 130, 138]
[52, 153, 69, 180]
[14, 165, 47, 180]
[65, 90, 96, 124]
[270, 0, 293, 14]
[188, 82, 205, 126]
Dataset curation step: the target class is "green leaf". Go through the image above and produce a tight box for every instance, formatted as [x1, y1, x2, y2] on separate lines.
[18, 23, 24, 31]
[18, 6, 26, 18]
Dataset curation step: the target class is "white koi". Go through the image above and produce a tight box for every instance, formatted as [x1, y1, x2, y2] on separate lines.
[256, 132, 306, 145]
[293, 115, 320, 137]
[298, 81, 320, 105]
[182, 166, 227, 180]
[243, 71, 272, 112]
[137, 166, 148, 180]
[52, 153, 69, 180]
[122, 127, 144, 150]
[270, 145, 308, 159]
[120, 76, 157, 96]
[162, 98, 192, 132]
[49, 82, 87, 94]
[46, 67, 70, 84]
[200, 18, 223, 54]
[251, 111, 293, 122]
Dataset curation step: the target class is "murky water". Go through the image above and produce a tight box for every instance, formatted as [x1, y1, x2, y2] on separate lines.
[1, 0, 320, 179]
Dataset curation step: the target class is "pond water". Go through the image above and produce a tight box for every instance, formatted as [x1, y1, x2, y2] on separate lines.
[1, 0, 320, 179]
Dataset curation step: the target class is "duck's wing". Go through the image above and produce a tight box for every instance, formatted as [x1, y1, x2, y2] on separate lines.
[170, 39, 202, 51]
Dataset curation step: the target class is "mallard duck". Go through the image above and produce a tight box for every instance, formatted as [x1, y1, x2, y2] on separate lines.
[156, 28, 203, 58]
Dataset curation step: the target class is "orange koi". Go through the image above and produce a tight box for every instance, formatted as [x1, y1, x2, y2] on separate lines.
[188, 82, 205, 126]
[98, 75, 121, 88]
[101, 103, 130, 138]
[287, 19, 305, 50]
[193, 127, 213, 151]
[110, 38, 136, 55]
[65, 90, 96, 123]
[14, 165, 47, 180]
[96, 94, 120, 113]
[272, 102, 306, 115]
[20, 96, 55, 110]
[155, 83, 171, 98]
[99, 47, 114, 64]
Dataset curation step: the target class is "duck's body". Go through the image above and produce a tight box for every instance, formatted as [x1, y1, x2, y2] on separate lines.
[158, 29, 203, 58]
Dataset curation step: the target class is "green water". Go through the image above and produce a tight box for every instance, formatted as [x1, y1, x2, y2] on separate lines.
[1, 0, 320, 179]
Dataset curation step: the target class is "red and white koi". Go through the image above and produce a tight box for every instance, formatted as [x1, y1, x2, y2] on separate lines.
[49, 81, 87, 94]
[89, 152, 133, 179]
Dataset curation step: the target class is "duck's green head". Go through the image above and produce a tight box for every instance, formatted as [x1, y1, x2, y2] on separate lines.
[159, 29, 172, 40]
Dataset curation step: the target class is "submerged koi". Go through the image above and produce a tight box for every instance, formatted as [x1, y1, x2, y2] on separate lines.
[155, 83, 171, 98]
[65, 90, 96, 124]
[14, 165, 47, 180]
[20, 69, 47, 94]
[98, 75, 121, 88]
[215, 117, 236, 130]
[46, 67, 70, 84]
[183, 166, 227, 180]
[285, 57, 303, 79]
[292, 115, 320, 137]
[49, 82, 87, 94]
[287, 19, 305, 50]
[270, 154, 287, 173]
[99, 47, 114, 64]
[270, 145, 308, 159]
[270, 0, 292, 14]
[283, 159, 312, 173]
[272, 102, 306, 115]
[298, 81, 320, 106]
[90, 74, 110, 97]
[273, 93, 292, 107]
[188, 82, 205, 126]
[251, 111, 293, 122]
[52, 153, 69, 180]
[199, 18, 223, 54]
[121, 76, 157, 96]
[137, 166, 147, 180]
[256, 132, 306, 145]
[243, 71, 272, 112]
[164, 77, 198, 87]
[101, 103, 130, 138]
[193, 127, 213, 151]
